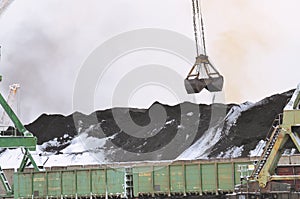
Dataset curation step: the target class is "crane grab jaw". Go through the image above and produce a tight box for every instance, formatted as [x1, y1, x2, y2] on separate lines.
[185, 54, 224, 94]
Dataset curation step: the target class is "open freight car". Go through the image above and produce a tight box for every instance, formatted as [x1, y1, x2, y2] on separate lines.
[12, 158, 254, 199]
[13, 167, 126, 199]
[132, 160, 253, 197]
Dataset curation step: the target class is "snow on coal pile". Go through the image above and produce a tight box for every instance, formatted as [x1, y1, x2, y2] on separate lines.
[0, 90, 294, 168]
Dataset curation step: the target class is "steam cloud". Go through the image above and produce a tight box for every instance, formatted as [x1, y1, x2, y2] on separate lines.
[0, 0, 299, 123]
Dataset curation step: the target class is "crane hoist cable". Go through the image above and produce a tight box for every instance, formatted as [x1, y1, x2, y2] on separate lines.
[198, 0, 207, 55]
[192, 0, 200, 57]
[192, 0, 206, 56]
[185, 0, 224, 94]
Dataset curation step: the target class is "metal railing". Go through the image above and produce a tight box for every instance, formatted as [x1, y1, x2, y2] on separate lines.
[0, 125, 17, 136]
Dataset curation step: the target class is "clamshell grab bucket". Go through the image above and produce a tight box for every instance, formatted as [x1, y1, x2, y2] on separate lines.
[184, 78, 207, 94]
[185, 55, 224, 94]
[184, 76, 224, 94]
[205, 76, 224, 92]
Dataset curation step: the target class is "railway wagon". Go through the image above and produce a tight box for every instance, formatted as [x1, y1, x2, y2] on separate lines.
[12, 159, 255, 199]
[13, 167, 126, 199]
[132, 160, 254, 197]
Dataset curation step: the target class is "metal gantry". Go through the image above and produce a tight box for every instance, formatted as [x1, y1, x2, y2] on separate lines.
[250, 84, 300, 188]
[0, 76, 38, 197]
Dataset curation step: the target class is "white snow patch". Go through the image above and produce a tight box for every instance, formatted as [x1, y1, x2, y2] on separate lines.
[165, 119, 175, 125]
[62, 133, 107, 154]
[226, 102, 255, 126]
[218, 146, 244, 158]
[43, 152, 103, 167]
[0, 132, 114, 169]
[176, 102, 255, 160]
[283, 148, 296, 155]
[185, 134, 190, 141]
[0, 148, 24, 169]
[176, 125, 223, 160]
[0, 148, 106, 169]
[39, 137, 63, 150]
[77, 120, 83, 133]
[284, 83, 300, 110]
[177, 124, 184, 129]
[249, 140, 266, 157]
[186, 112, 194, 117]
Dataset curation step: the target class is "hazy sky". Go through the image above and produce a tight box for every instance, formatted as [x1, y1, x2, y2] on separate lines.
[0, 0, 299, 123]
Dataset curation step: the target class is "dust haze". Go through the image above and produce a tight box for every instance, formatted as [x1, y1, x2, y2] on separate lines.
[0, 0, 299, 123]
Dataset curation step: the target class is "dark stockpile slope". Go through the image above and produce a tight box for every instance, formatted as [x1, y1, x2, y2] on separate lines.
[24, 90, 294, 161]
[208, 90, 294, 158]
[26, 114, 77, 144]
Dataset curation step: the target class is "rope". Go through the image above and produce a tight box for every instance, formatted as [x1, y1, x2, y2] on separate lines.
[197, 0, 207, 55]
[191, 0, 207, 56]
[192, 0, 200, 56]
[192, 0, 207, 56]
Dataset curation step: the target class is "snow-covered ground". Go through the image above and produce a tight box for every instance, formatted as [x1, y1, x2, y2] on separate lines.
[0, 133, 111, 169]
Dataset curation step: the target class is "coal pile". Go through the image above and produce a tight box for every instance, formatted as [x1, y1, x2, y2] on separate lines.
[208, 89, 295, 158]
[22, 89, 294, 161]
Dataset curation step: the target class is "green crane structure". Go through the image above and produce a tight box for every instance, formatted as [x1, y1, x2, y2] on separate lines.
[0, 76, 38, 197]
[251, 84, 300, 188]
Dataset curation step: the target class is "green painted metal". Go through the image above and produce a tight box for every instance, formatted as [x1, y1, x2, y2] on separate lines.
[106, 169, 125, 196]
[0, 73, 40, 198]
[293, 93, 300, 110]
[234, 163, 245, 185]
[91, 169, 106, 196]
[283, 110, 300, 125]
[32, 172, 47, 198]
[14, 173, 32, 198]
[0, 166, 12, 195]
[0, 93, 28, 136]
[12, 160, 259, 198]
[257, 128, 289, 187]
[185, 164, 201, 193]
[288, 132, 300, 151]
[201, 163, 216, 193]
[170, 165, 185, 193]
[131, 161, 255, 197]
[133, 166, 153, 196]
[47, 172, 61, 197]
[76, 170, 91, 196]
[12, 174, 18, 199]
[218, 163, 234, 191]
[18, 148, 39, 172]
[0, 82, 39, 197]
[153, 166, 170, 193]
[0, 88, 39, 195]
[62, 170, 76, 197]
[0, 136, 36, 149]
[251, 86, 300, 188]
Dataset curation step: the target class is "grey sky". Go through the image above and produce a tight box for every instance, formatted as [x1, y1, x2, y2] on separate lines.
[0, 0, 299, 123]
